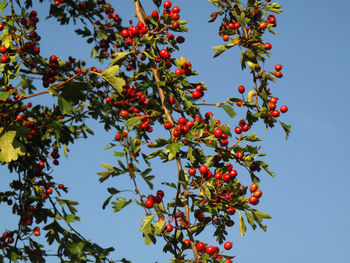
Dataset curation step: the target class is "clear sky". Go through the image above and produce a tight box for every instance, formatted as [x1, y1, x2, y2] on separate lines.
[1, 1, 350, 262]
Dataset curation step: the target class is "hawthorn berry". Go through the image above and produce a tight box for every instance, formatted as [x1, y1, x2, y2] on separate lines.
[280, 105, 288, 113]
[271, 110, 280, 117]
[253, 189, 263, 198]
[192, 90, 202, 99]
[160, 49, 170, 59]
[214, 128, 223, 138]
[264, 43, 272, 50]
[248, 196, 259, 205]
[184, 239, 190, 246]
[199, 165, 208, 174]
[206, 246, 215, 255]
[156, 190, 164, 198]
[163, 1, 172, 9]
[145, 198, 154, 208]
[224, 241, 233, 250]
[275, 64, 282, 71]
[0, 46, 7, 53]
[275, 71, 283, 78]
[188, 167, 196, 175]
[250, 183, 258, 192]
[0, 55, 8, 63]
[238, 85, 245, 93]
[172, 6, 180, 13]
[234, 127, 242, 134]
[166, 224, 173, 232]
[164, 120, 173, 130]
[196, 242, 206, 252]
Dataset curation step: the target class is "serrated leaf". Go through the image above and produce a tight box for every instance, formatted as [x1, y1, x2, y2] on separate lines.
[0, 1, 7, 13]
[65, 214, 81, 224]
[125, 117, 142, 126]
[67, 241, 85, 255]
[0, 90, 14, 100]
[57, 96, 73, 115]
[153, 220, 166, 235]
[110, 52, 130, 66]
[245, 133, 261, 142]
[165, 143, 182, 161]
[219, 105, 236, 118]
[0, 128, 26, 163]
[112, 197, 132, 213]
[278, 120, 292, 140]
[91, 65, 125, 94]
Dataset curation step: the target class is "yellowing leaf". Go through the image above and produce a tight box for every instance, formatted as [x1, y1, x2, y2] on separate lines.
[0, 128, 26, 163]
[247, 90, 257, 103]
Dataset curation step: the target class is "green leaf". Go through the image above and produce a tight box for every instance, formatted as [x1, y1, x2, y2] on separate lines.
[153, 220, 166, 235]
[0, 1, 7, 13]
[152, 0, 162, 7]
[219, 105, 236, 118]
[165, 143, 182, 161]
[67, 241, 85, 255]
[187, 147, 195, 164]
[203, 184, 211, 199]
[125, 117, 142, 126]
[245, 211, 256, 230]
[265, 3, 283, 14]
[245, 133, 262, 142]
[101, 163, 115, 171]
[10, 251, 18, 263]
[140, 214, 155, 245]
[91, 65, 125, 94]
[107, 187, 120, 195]
[238, 211, 246, 237]
[57, 96, 73, 115]
[278, 120, 292, 140]
[65, 214, 81, 224]
[110, 52, 130, 66]
[0, 90, 14, 100]
[111, 197, 132, 213]
[0, 128, 26, 163]
[59, 81, 91, 104]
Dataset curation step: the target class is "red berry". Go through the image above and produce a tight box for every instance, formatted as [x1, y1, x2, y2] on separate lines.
[192, 90, 202, 99]
[234, 127, 242, 134]
[151, 10, 159, 18]
[250, 183, 258, 192]
[58, 184, 64, 189]
[0, 46, 7, 53]
[172, 6, 180, 13]
[275, 71, 283, 78]
[238, 85, 245, 93]
[106, 96, 111, 103]
[248, 196, 259, 205]
[163, 1, 172, 9]
[205, 112, 213, 119]
[268, 103, 276, 110]
[164, 120, 173, 130]
[271, 110, 280, 117]
[199, 165, 208, 174]
[269, 97, 277, 104]
[188, 167, 196, 175]
[175, 68, 182, 76]
[0, 55, 8, 63]
[196, 242, 206, 252]
[214, 128, 223, 138]
[49, 55, 57, 62]
[253, 189, 263, 198]
[156, 190, 164, 198]
[214, 172, 222, 179]
[229, 169, 237, 178]
[236, 152, 243, 159]
[206, 246, 215, 254]
[145, 198, 154, 208]
[259, 22, 267, 29]
[223, 35, 229, 42]
[166, 224, 173, 232]
[264, 43, 272, 50]
[224, 241, 233, 250]
[280, 105, 288, 113]
[160, 49, 170, 59]
[33, 230, 40, 236]
[234, 22, 241, 28]
[223, 173, 230, 182]
[275, 64, 282, 71]
[225, 260, 233, 263]
[184, 239, 190, 246]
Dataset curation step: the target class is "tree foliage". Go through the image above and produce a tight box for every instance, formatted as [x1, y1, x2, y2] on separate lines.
[0, 0, 289, 262]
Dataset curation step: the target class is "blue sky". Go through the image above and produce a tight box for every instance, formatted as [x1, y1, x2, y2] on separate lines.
[1, 1, 350, 262]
